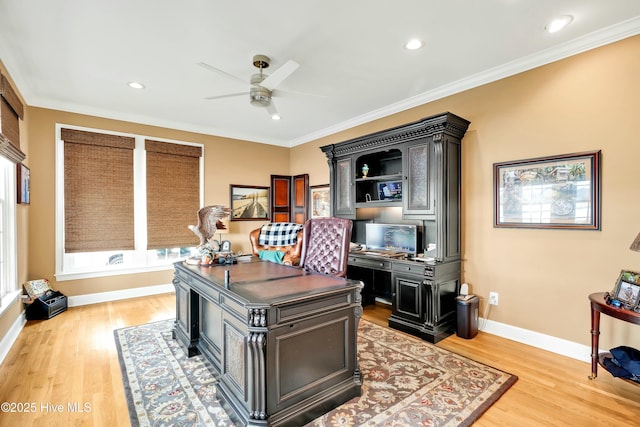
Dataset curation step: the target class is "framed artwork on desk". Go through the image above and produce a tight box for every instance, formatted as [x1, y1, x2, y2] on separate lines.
[612, 270, 640, 310]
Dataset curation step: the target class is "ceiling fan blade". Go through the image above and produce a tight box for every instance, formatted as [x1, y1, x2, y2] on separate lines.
[197, 62, 247, 86]
[275, 88, 327, 99]
[260, 59, 299, 91]
[204, 92, 248, 100]
[266, 101, 281, 120]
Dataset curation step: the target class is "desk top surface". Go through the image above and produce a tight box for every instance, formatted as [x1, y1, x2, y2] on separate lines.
[176, 258, 362, 305]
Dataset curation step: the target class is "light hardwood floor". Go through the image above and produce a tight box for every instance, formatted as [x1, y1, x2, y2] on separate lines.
[0, 294, 638, 426]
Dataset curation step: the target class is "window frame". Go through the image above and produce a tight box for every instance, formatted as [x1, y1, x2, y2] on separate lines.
[55, 124, 204, 281]
[0, 154, 19, 314]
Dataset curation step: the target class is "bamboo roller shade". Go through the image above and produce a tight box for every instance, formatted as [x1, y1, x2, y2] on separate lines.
[62, 128, 135, 252]
[0, 73, 24, 152]
[62, 130, 203, 252]
[146, 139, 202, 249]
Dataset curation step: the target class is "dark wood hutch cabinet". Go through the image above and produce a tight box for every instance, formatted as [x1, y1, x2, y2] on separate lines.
[321, 112, 470, 342]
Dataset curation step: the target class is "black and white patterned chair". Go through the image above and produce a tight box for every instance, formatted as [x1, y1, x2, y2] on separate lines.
[249, 222, 304, 265]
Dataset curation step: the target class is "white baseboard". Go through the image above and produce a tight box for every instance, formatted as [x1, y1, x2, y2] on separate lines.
[0, 311, 26, 365]
[480, 317, 593, 363]
[67, 283, 174, 307]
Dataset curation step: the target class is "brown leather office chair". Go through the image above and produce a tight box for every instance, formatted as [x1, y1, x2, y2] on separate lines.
[299, 217, 352, 277]
[249, 223, 304, 266]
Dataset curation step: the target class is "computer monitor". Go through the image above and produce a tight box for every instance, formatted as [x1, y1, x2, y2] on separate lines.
[365, 223, 417, 255]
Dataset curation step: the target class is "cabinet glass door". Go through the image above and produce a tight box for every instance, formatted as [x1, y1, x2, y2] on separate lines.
[334, 157, 355, 217]
[405, 140, 435, 216]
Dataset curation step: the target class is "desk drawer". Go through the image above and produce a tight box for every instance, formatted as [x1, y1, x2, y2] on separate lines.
[348, 256, 391, 270]
[392, 263, 434, 277]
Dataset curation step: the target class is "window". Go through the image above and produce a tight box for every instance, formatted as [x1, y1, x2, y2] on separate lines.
[0, 154, 18, 308]
[0, 73, 24, 311]
[145, 140, 202, 249]
[56, 125, 203, 280]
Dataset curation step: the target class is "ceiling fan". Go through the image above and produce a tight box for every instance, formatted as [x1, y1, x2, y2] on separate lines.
[198, 54, 300, 119]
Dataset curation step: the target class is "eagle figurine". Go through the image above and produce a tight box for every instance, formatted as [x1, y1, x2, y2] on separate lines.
[188, 205, 232, 249]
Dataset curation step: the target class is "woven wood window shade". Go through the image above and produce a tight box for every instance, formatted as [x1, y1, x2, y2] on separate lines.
[146, 140, 202, 249]
[62, 128, 135, 253]
[0, 99, 19, 147]
[0, 73, 25, 159]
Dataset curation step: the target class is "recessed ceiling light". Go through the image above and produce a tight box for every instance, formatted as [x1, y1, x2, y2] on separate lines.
[545, 15, 573, 33]
[271, 113, 281, 120]
[404, 39, 425, 50]
[127, 81, 145, 89]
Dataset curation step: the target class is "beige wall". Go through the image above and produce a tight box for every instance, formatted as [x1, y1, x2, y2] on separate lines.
[26, 108, 291, 296]
[293, 35, 640, 351]
[1, 35, 639, 355]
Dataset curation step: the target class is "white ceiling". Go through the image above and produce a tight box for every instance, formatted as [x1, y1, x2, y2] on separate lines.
[1, 1, 639, 147]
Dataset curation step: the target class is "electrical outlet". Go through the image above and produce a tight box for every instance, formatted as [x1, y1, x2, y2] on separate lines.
[489, 291, 499, 306]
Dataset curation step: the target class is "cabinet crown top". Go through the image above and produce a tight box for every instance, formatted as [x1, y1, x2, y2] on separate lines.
[320, 112, 469, 157]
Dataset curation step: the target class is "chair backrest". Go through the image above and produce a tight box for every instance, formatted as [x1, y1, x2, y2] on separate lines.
[299, 217, 352, 277]
[249, 223, 304, 266]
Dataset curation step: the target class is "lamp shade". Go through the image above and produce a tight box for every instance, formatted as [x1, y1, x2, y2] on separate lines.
[630, 231, 640, 252]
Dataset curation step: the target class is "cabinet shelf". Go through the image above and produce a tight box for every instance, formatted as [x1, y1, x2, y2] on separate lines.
[598, 352, 640, 386]
[355, 175, 402, 204]
[355, 148, 403, 180]
[355, 200, 402, 208]
[355, 173, 403, 182]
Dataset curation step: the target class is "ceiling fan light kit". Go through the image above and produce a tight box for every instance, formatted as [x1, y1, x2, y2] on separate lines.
[250, 86, 271, 107]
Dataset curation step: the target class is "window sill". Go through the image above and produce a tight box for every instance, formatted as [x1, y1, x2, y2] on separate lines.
[55, 263, 176, 282]
[0, 290, 22, 318]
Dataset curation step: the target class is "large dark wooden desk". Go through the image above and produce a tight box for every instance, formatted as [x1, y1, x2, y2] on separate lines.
[173, 259, 364, 427]
[589, 292, 640, 380]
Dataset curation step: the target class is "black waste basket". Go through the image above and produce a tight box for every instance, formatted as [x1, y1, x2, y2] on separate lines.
[456, 295, 479, 339]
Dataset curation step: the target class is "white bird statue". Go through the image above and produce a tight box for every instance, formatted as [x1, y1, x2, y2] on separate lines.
[188, 205, 231, 249]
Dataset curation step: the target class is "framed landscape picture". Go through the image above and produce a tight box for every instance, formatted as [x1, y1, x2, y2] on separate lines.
[230, 185, 269, 221]
[493, 150, 601, 230]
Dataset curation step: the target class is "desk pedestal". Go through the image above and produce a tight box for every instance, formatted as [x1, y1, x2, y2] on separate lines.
[348, 253, 459, 343]
[174, 260, 363, 427]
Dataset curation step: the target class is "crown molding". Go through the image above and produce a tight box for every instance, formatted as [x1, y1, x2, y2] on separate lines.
[289, 16, 640, 147]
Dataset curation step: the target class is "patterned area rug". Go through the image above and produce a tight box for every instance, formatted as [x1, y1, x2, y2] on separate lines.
[114, 319, 517, 427]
